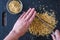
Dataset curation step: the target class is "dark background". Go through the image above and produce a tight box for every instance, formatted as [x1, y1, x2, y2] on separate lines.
[0, 0, 60, 40]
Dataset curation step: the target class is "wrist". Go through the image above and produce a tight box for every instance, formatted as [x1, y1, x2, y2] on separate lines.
[10, 30, 21, 39]
[4, 30, 20, 40]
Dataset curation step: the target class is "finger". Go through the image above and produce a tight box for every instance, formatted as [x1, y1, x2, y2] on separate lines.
[25, 8, 35, 20]
[25, 11, 36, 28]
[19, 12, 26, 19]
[51, 34, 56, 40]
[23, 8, 31, 19]
[28, 11, 36, 24]
[55, 30, 60, 38]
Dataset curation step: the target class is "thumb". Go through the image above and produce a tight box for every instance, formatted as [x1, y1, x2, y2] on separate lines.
[51, 34, 56, 40]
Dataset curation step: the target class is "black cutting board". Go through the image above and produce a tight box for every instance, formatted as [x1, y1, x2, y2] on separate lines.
[0, 0, 60, 40]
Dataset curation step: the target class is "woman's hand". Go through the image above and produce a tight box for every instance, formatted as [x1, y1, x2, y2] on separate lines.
[12, 8, 36, 36]
[4, 8, 36, 40]
[51, 30, 60, 40]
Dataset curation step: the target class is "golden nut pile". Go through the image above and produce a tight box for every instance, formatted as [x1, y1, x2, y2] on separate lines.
[29, 12, 57, 36]
[8, 1, 22, 14]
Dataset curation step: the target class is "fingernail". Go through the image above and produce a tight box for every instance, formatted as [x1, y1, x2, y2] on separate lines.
[28, 8, 31, 10]
[32, 8, 35, 10]
[56, 30, 59, 33]
[29, 8, 31, 9]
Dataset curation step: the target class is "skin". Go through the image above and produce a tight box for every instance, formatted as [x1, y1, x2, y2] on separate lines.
[4, 8, 36, 40]
[4, 8, 60, 40]
[51, 30, 60, 40]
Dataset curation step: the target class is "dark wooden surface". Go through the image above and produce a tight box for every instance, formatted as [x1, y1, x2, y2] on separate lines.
[0, 0, 60, 40]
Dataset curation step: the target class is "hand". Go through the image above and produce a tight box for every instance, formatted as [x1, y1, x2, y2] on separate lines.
[12, 8, 36, 37]
[51, 30, 60, 40]
[4, 8, 36, 40]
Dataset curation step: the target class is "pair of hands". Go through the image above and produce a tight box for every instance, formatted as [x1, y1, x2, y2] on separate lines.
[4, 8, 60, 40]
